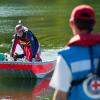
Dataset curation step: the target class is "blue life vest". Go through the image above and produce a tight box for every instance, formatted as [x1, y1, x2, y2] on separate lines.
[59, 44, 100, 100]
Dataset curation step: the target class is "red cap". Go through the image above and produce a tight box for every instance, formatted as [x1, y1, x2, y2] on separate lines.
[70, 4, 96, 21]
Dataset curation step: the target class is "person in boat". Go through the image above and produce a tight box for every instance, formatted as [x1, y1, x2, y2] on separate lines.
[10, 24, 42, 61]
[49, 4, 100, 100]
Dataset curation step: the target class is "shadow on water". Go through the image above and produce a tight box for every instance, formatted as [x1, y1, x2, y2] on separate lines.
[0, 73, 54, 100]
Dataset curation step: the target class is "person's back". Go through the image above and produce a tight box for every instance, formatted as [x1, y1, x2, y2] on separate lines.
[60, 43, 100, 100]
[49, 4, 100, 100]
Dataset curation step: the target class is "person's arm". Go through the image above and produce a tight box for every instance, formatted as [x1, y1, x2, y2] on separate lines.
[10, 34, 18, 56]
[53, 90, 68, 100]
[27, 31, 39, 57]
[49, 55, 72, 100]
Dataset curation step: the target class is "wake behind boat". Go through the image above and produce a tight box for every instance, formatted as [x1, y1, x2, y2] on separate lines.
[0, 53, 56, 78]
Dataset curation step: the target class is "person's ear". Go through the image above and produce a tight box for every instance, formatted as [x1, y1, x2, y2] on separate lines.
[69, 20, 74, 28]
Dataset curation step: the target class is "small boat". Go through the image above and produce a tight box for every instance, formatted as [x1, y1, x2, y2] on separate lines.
[0, 60, 56, 78]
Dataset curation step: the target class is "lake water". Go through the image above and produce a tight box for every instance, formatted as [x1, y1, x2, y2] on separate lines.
[0, 77, 54, 100]
[0, 0, 67, 50]
[0, 0, 100, 99]
[0, 0, 62, 99]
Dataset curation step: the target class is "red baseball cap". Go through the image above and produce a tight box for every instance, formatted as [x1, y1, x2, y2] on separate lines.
[70, 4, 96, 21]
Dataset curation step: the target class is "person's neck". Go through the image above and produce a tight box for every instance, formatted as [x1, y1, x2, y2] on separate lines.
[79, 30, 90, 34]
[74, 30, 91, 35]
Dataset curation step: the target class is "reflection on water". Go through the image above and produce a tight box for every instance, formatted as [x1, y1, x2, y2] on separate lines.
[0, 0, 63, 99]
[0, 75, 53, 100]
[0, 78, 36, 100]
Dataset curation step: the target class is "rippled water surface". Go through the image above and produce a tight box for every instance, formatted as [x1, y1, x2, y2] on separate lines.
[0, 0, 100, 99]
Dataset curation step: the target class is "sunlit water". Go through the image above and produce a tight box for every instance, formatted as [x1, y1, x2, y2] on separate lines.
[41, 49, 60, 61]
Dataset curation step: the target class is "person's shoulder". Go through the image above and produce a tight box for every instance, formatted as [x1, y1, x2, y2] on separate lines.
[59, 45, 76, 53]
[13, 33, 17, 38]
[58, 45, 81, 57]
[27, 30, 32, 33]
[58, 46, 71, 54]
[25, 30, 33, 36]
